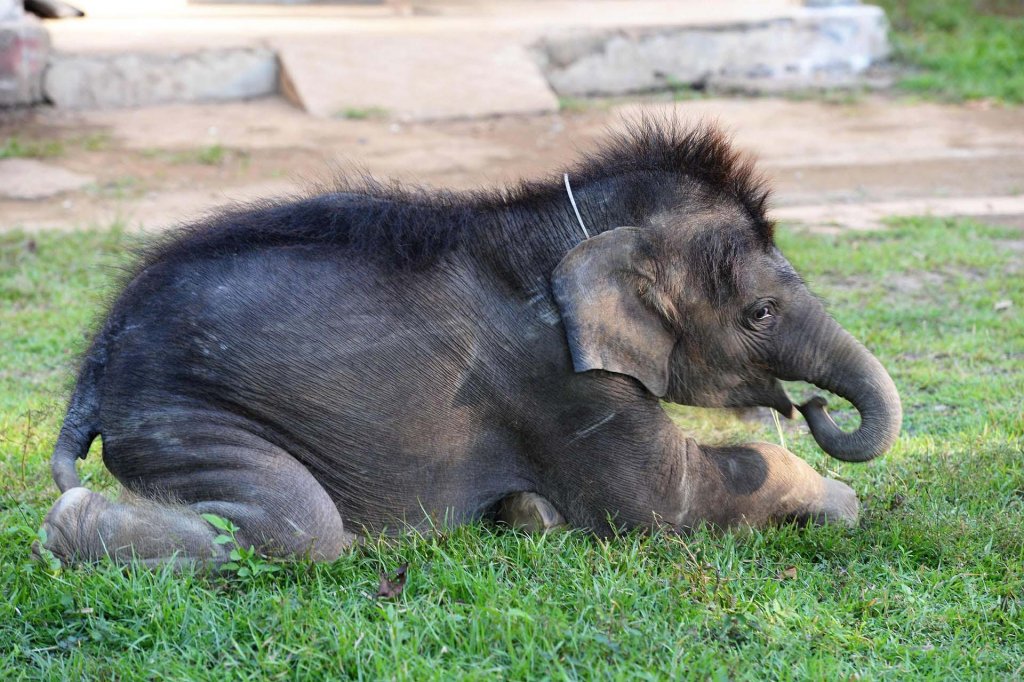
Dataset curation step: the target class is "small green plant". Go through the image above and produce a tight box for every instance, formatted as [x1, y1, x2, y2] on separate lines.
[3, 518, 61, 573]
[195, 144, 227, 166]
[558, 96, 590, 113]
[820, 87, 866, 106]
[141, 144, 241, 166]
[32, 526, 62, 572]
[78, 133, 112, 152]
[202, 513, 281, 579]
[0, 136, 65, 160]
[558, 96, 617, 113]
[335, 106, 390, 121]
[663, 74, 707, 102]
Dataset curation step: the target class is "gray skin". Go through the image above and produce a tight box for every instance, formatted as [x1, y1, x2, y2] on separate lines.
[37, 146, 901, 566]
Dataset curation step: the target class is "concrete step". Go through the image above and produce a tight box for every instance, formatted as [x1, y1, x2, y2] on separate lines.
[274, 34, 558, 121]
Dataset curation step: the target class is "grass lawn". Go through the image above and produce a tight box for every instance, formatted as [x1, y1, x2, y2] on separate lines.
[876, 0, 1024, 103]
[1, 217, 1022, 679]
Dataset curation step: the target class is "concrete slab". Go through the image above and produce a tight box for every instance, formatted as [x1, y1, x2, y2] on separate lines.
[274, 34, 558, 120]
[0, 158, 93, 199]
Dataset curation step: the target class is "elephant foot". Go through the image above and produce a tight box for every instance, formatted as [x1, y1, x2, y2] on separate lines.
[495, 492, 566, 533]
[33, 486, 105, 565]
[810, 478, 859, 527]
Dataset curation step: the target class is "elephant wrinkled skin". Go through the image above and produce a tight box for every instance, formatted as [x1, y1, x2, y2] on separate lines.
[39, 121, 900, 566]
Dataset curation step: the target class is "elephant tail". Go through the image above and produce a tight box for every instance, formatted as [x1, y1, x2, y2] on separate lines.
[51, 339, 105, 493]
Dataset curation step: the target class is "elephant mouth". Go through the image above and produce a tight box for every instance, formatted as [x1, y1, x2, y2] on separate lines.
[769, 382, 856, 438]
[767, 380, 796, 419]
[772, 383, 845, 430]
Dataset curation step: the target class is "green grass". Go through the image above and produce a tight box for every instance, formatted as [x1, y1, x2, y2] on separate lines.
[0, 134, 113, 160]
[876, 0, 1024, 103]
[1, 218, 1023, 678]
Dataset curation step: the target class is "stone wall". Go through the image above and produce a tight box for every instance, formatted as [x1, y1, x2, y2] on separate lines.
[44, 47, 279, 109]
[20, 1, 892, 113]
[536, 3, 889, 97]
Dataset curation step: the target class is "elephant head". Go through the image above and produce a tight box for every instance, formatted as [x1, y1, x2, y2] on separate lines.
[552, 205, 901, 463]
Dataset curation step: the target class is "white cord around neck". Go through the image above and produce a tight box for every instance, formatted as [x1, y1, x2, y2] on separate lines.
[563, 173, 591, 240]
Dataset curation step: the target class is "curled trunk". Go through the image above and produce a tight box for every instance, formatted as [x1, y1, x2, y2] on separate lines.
[777, 303, 902, 462]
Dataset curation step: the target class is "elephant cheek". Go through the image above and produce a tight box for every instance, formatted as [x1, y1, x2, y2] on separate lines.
[666, 377, 731, 408]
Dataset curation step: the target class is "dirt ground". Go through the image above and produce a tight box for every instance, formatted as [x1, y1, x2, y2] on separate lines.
[2, 93, 1023, 234]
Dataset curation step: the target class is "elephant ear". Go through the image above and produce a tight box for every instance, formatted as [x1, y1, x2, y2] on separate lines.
[552, 226, 676, 397]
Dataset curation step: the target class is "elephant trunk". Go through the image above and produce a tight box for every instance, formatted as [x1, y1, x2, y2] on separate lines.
[777, 305, 902, 462]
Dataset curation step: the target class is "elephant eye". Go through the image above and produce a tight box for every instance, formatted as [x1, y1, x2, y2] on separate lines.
[751, 303, 775, 322]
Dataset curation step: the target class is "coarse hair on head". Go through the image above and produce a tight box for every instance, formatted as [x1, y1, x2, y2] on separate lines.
[565, 116, 774, 243]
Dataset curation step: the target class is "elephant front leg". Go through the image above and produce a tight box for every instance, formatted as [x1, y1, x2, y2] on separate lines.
[494, 492, 566, 533]
[673, 440, 859, 529]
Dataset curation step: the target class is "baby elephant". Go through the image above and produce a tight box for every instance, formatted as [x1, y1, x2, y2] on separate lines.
[39, 121, 900, 566]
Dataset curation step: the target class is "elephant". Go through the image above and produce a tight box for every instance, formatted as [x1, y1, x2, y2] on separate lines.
[37, 121, 901, 567]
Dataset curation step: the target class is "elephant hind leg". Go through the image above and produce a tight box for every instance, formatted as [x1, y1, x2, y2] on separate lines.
[36, 486, 225, 566]
[38, 424, 354, 567]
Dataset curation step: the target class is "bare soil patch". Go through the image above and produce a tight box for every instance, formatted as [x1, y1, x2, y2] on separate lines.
[2, 95, 1023, 234]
